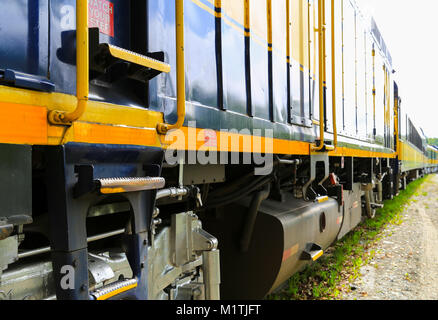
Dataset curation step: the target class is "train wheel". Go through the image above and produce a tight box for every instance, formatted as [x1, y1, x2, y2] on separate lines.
[362, 185, 376, 219]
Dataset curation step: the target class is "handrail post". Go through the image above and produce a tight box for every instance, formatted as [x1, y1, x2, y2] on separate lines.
[372, 46, 376, 137]
[157, 0, 186, 134]
[312, 0, 334, 152]
[331, 0, 337, 149]
[48, 0, 89, 125]
[394, 86, 399, 153]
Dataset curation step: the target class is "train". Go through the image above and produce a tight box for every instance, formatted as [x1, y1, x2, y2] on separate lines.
[0, 0, 437, 300]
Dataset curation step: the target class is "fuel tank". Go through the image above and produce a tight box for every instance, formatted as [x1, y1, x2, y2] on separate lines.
[202, 192, 343, 300]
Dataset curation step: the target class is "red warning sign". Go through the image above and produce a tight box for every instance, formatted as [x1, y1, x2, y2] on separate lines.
[88, 0, 114, 37]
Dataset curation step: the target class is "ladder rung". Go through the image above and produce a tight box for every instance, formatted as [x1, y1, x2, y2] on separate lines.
[91, 278, 138, 300]
[106, 44, 171, 73]
[98, 177, 165, 194]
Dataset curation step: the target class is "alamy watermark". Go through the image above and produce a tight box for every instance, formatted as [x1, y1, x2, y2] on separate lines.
[60, 265, 75, 290]
[164, 121, 274, 176]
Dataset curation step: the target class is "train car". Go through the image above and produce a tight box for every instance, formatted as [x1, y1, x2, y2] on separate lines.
[425, 145, 438, 174]
[0, 0, 435, 300]
[397, 99, 438, 186]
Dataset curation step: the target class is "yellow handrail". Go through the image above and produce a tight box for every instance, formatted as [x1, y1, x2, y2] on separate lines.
[394, 89, 399, 153]
[312, 0, 334, 152]
[331, 0, 337, 149]
[157, 0, 186, 134]
[244, 0, 250, 37]
[267, 0, 272, 50]
[286, 0, 290, 65]
[48, 0, 89, 125]
[387, 69, 391, 141]
[372, 47, 376, 135]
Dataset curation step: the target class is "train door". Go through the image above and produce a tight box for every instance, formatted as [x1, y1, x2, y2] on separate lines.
[309, 0, 320, 124]
[342, 0, 356, 137]
[324, 0, 333, 134]
[383, 64, 393, 149]
[249, 0, 270, 120]
[272, 0, 288, 125]
[290, 0, 306, 125]
[184, 0, 218, 109]
[221, 0, 247, 115]
[365, 32, 374, 141]
[394, 82, 400, 152]
[334, 0, 344, 136]
[373, 50, 385, 145]
[289, 0, 312, 127]
[388, 70, 395, 150]
[393, 81, 401, 194]
[356, 16, 367, 140]
[302, 0, 312, 125]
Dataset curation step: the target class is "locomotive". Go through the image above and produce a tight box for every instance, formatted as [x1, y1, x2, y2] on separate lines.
[0, 0, 436, 300]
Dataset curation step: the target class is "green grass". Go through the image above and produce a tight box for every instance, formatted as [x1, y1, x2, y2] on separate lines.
[269, 175, 429, 300]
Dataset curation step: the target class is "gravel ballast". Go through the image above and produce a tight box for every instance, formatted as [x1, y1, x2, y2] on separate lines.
[341, 174, 438, 300]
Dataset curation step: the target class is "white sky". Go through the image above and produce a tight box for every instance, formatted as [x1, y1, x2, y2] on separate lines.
[356, 0, 438, 138]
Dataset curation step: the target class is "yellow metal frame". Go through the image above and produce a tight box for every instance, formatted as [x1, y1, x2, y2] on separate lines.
[157, 0, 186, 134]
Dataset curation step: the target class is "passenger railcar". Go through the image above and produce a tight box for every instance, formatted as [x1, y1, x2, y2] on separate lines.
[426, 145, 438, 173]
[0, 0, 436, 300]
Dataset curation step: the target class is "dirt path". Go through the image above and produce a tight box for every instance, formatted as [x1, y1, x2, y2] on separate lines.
[341, 174, 438, 300]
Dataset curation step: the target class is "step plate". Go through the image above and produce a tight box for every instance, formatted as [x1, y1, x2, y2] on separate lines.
[106, 44, 171, 73]
[91, 278, 138, 300]
[99, 177, 165, 194]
